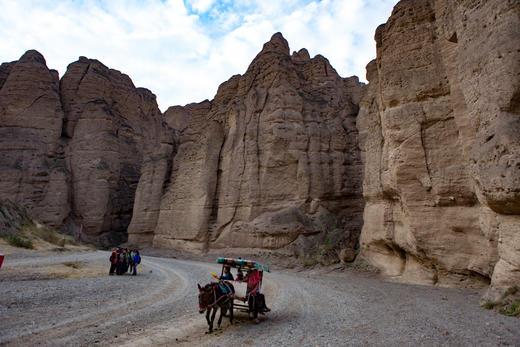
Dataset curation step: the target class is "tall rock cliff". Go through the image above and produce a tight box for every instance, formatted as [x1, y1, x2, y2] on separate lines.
[128, 33, 366, 253]
[0, 52, 175, 245]
[0, 51, 69, 228]
[357, 0, 520, 298]
[2, 2, 517, 297]
[60, 57, 175, 244]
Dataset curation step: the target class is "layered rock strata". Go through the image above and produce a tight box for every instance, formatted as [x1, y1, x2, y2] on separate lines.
[128, 33, 365, 252]
[0, 52, 174, 245]
[357, 0, 520, 298]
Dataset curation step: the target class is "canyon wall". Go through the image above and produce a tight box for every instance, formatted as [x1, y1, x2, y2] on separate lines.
[0, 52, 175, 245]
[0, 51, 69, 229]
[1, 0, 518, 297]
[357, 0, 520, 298]
[128, 33, 366, 253]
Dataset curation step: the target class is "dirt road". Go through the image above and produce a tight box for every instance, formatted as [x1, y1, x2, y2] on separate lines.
[0, 251, 518, 346]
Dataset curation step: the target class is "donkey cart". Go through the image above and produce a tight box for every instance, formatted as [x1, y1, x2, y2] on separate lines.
[197, 257, 271, 333]
[216, 257, 270, 314]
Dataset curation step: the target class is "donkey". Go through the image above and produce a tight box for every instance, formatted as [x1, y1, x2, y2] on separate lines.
[198, 281, 234, 333]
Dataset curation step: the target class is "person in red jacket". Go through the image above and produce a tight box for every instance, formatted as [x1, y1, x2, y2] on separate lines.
[244, 269, 261, 323]
[109, 248, 118, 275]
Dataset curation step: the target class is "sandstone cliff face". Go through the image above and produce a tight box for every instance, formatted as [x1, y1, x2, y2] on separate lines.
[2, 2, 517, 297]
[129, 33, 365, 253]
[60, 57, 175, 244]
[0, 51, 69, 228]
[357, 0, 520, 298]
[0, 52, 174, 245]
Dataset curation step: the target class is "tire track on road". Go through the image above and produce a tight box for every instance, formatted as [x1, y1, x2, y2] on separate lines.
[3, 254, 184, 346]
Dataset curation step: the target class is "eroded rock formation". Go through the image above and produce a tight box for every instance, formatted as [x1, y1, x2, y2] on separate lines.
[60, 57, 175, 245]
[357, 0, 520, 298]
[127, 33, 366, 253]
[1, 0, 518, 297]
[0, 52, 175, 245]
[0, 51, 69, 228]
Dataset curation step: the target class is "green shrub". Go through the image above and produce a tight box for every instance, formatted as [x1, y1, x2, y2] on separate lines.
[2, 234, 33, 249]
[484, 287, 520, 317]
[482, 301, 498, 310]
[502, 286, 519, 299]
[498, 298, 520, 317]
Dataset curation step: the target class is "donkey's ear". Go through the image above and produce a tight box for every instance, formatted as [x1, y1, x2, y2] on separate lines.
[197, 283, 202, 290]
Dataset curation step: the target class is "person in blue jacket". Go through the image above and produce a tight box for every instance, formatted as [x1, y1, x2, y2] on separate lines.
[218, 265, 234, 294]
[132, 250, 141, 276]
[220, 265, 234, 280]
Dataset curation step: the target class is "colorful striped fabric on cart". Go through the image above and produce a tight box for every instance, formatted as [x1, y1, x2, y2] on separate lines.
[216, 257, 270, 272]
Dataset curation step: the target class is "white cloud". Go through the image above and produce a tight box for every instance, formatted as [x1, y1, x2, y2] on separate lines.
[186, 0, 217, 13]
[0, 0, 397, 111]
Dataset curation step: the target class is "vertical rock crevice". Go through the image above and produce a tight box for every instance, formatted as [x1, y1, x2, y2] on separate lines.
[358, 0, 520, 297]
[151, 32, 365, 253]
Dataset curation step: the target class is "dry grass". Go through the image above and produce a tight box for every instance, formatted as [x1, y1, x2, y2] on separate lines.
[1, 199, 83, 251]
[63, 261, 86, 269]
[0, 261, 108, 281]
[17, 222, 78, 248]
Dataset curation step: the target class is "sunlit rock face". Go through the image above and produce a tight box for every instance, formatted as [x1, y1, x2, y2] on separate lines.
[143, 33, 366, 253]
[357, 0, 520, 298]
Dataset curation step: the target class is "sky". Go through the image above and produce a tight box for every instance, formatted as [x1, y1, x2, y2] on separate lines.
[0, 0, 397, 111]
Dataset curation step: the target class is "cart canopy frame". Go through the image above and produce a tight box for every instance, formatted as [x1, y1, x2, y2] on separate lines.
[216, 257, 270, 272]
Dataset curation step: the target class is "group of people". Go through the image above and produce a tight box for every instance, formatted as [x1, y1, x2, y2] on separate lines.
[220, 266, 269, 323]
[109, 248, 141, 276]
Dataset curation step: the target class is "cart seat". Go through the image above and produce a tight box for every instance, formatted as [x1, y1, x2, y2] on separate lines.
[228, 280, 247, 301]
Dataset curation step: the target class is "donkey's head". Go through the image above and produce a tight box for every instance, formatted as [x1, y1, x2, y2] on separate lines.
[198, 283, 213, 314]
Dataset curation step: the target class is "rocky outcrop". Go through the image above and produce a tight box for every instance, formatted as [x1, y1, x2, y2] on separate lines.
[0, 51, 69, 228]
[0, 52, 174, 245]
[60, 57, 175, 245]
[130, 33, 366, 253]
[357, 0, 520, 298]
[126, 117, 177, 246]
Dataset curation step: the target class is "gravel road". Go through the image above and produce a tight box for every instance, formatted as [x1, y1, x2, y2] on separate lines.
[0, 251, 518, 346]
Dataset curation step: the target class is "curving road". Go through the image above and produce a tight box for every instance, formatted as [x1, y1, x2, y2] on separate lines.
[0, 251, 519, 346]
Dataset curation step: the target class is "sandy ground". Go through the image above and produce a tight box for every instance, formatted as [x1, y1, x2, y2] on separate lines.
[0, 248, 518, 347]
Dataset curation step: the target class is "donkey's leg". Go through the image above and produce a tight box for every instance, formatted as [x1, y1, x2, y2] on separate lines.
[217, 305, 225, 328]
[229, 301, 234, 324]
[209, 307, 217, 333]
[205, 310, 211, 333]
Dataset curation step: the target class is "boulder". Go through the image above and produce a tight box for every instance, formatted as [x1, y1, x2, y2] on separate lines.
[339, 248, 359, 263]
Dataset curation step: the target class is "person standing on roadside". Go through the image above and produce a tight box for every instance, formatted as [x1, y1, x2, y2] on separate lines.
[124, 249, 131, 273]
[116, 249, 125, 275]
[129, 249, 135, 275]
[109, 248, 118, 275]
[132, 250, 141, 276]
